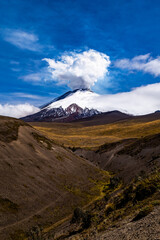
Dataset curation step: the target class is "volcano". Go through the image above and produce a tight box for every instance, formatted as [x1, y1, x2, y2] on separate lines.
[21, 89, 101, 122]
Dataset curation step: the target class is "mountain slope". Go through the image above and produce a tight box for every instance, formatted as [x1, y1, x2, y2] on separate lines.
[22, 103, 100, 122]
[74, 133, 160, 183]
[40, 88, 89, 109]
[45, 89, 99, 110]
[48, 132, 160, 240]
[43, 132, 160, 239]
[0, 116, 108, 239]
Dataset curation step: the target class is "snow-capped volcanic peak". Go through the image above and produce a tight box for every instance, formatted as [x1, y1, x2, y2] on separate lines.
[45, 88, 100, 110]
[21, 88, 112, 122]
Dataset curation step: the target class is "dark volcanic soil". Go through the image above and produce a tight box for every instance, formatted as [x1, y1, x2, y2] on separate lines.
[74, 134, 160, 183]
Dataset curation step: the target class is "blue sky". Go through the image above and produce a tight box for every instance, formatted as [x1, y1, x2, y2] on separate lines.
[0, 0, 160, 111]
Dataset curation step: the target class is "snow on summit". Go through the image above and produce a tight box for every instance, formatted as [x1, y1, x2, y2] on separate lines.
[46, 89, 100, 110]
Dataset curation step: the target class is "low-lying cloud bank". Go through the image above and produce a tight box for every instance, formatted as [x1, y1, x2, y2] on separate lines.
[98, 83, 160, 115]
[0, 103, 39, 118]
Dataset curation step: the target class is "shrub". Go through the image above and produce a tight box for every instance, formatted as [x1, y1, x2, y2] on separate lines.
[134, 182, 157, 202]
[71, 208, 92, 229]
[132, 205, 153, 221]
[82, 211, 92, 229]
[27, 225, 43, 240]
[114, 184, 134, 209]
[114, 195, 126, 209]
[151, 200, 160, 206]
[71, 207, 84, 224]
[104, 193, 110, 202]
[105, 203, 114, 216]
[123, 184, 134, 201]
[109, 176, 120, 189]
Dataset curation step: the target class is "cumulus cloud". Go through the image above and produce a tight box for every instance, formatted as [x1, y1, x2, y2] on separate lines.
[115, 53, 160, 77]
[3, 29, 42, 51]
[0, 103, 39, 118]
[43, 49, 111, 90]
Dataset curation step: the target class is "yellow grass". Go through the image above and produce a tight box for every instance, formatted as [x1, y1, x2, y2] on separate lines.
[31, 119, 160, 148]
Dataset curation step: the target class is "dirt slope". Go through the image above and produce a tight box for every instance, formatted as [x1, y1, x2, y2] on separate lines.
[74, 134, 160, 183]
[98, 206, 160, 240]
[0, 116, 108, 239]
[65, 206, 160, 240]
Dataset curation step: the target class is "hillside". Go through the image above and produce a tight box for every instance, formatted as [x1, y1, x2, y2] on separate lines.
[0, 116, 108, 240]
[0, 114, 160, 239]
[31, 112, 160, 148]
[29, 113, 160, 239]
[44, 133, 160, 240]
[44, 138, 160, 239]
[74, 133, 160, 183]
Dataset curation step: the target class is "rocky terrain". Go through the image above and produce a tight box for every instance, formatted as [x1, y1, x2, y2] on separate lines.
[22, 103, 100, 122]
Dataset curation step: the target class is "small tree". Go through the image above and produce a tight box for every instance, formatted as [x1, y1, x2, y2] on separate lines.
[71, 207, 84, 224]
[71, 207, 92, 229]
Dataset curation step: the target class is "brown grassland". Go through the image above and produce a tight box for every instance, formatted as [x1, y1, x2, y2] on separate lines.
[31, 118, 160, 149]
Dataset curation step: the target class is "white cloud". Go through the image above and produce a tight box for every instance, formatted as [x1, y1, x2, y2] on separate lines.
[3, 29, 42, 51]
[98, 83, 160, 115]
[115, 54, 160, 77]
[43, 49, 111, 90]
[0, 103, 39, 118]
[20, 68, 52, 83]
[13, 93, 41, 99]
[21, 73, 43, 82]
